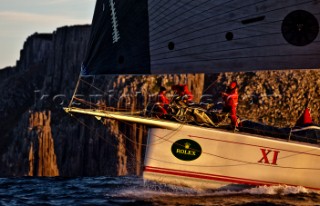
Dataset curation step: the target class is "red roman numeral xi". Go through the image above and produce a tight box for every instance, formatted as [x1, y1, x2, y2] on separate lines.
[258, 148, 280, 165]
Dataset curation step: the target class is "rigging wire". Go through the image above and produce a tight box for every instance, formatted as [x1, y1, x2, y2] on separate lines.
[77, 78, 135, 111]
[64, 106, 184, 168]
[80, 77, 109, 95]
[68, 75, 82, 108]
[65, 112, 139, 166]
[67, 75, 190, 147]
[202, 79, 218, 95]
[80, 77, 144, 107]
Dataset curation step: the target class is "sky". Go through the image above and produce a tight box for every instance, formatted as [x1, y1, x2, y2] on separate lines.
[0, 0, 96, 69]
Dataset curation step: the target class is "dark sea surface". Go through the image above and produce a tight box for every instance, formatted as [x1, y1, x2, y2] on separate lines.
[0, 176, 319, 206]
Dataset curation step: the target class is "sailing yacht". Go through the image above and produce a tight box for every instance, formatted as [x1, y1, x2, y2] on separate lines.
[64, 0, 320, 190]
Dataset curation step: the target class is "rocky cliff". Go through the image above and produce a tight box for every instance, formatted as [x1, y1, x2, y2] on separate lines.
[0, 25, 319, 177]
[0, 25, 152, 177]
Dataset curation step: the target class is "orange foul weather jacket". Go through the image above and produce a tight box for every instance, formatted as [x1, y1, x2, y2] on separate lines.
[171, 84, 193, 101]
[222, 89, 239, 127]
[158, 91, 170, 115]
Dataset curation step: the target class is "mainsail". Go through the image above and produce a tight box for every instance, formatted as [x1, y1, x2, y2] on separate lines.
[81, 0, 319, 75]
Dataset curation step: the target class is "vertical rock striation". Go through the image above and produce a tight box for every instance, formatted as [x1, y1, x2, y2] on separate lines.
[28, 111, 59, 176]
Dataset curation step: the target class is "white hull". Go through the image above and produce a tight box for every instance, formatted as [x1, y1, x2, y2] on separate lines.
[143, 125, 320, 190]
[64, 107, 320, 190]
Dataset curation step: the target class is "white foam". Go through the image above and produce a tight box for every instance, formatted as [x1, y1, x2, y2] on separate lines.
[108, 180, 317, 199]
[245, 185, 309, 195]
[213, 185, 311, 196]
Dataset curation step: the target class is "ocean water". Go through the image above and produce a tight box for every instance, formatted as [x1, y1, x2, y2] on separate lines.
[0, 176, 319, 206]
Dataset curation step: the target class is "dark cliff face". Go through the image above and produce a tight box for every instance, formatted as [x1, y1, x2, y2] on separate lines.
[0, 25, 94, 176]
[0, 25, 150, 177]
[0, 25, 319, 177]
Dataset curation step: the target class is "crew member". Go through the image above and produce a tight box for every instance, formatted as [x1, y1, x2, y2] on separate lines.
[157, 86, 170, 116]
[171, 84, 193, 101]
[295, 107, 313, 127]
[221, 81, 239, 129]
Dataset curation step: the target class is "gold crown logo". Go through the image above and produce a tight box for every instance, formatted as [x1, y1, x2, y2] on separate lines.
[184, 142, 191, 149]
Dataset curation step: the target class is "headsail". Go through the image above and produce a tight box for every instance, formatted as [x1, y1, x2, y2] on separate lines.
[82, 0, 319, 74]
[82, 0, 150, 75]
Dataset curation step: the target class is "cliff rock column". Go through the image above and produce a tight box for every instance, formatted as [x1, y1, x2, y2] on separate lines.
[28, 111, 59, 176]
